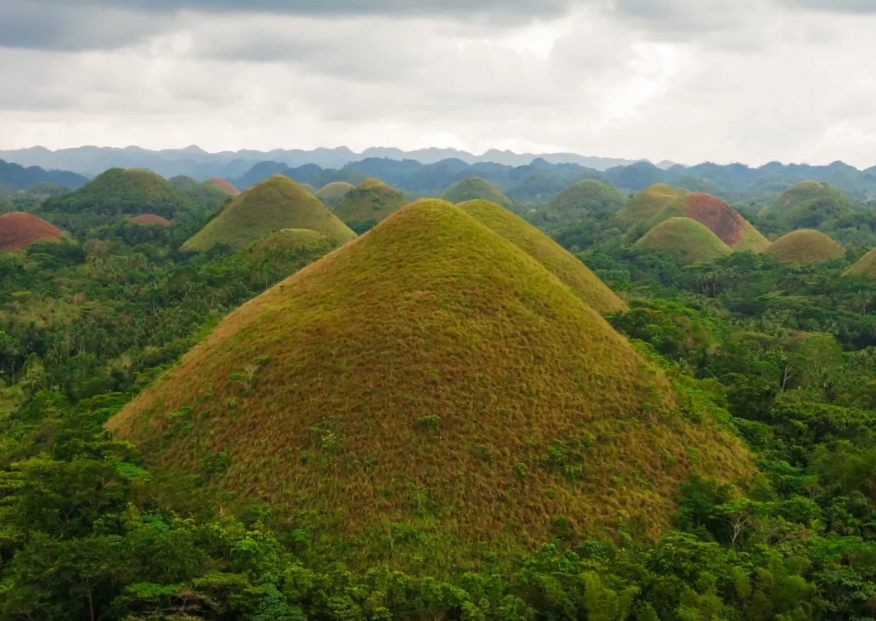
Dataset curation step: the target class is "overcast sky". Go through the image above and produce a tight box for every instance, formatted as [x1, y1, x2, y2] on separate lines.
[1, 0, 875, 166]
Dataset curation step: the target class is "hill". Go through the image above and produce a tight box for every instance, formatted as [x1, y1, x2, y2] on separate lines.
[238, 228, 339, 278]
[617, 183, 688, 226]
[316, 181, 355, 207]
[684, 192, 770, 252]
[533, 180, 626, 229]
[208, 177, 240, 196]
[332, 178, 407, 225]
[131, 214, 172, 227]
[762, 229, 846, 264]
[759, 181, 855, 228]
[635, 217, 733, 263]
[0, 212, 62, 251]
[845, 248, 876, 278]
[443, 177, 512, 207]
[41, 168, 195, 219]
[458, 199, 627, 314]
[110, 199, 750, 568]
[182, 175, 355, 252]
[0, 157, 87, 190]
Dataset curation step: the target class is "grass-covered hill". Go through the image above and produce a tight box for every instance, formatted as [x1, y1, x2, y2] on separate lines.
[759, 181, 856, 229]
[182, 175, 356, 252]
[316, 181, 355, 207]
[762, 229, 846, 264]
[458, 199, 627, 314]
[532, 180, 626, 229]
[130, 214, 172, 227]
[42, 168, 196, 221]
[617, 183, 687, 227]
[443, 177, 512, 207]
[0, 212, 62, 251]
[207, 177, 240, 196]
[110, 199, 750, 568]
[237, 228, 339, 279]
[846, 247, 876, 278]
[332, 178, 407, 226]
[636, 217, 733, 263]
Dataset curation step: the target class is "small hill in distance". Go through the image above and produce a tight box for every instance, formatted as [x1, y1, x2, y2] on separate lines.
[301, 183, 317, 194]
[458, 199, 627, 314]
[0, 212, 62, 251]
[762, 229, 846, 264]
[238, 228, 338, 279]
[759, 181, 855, 229]
[110, 199, 750, 569]
[332, 178, 407, 226]
[443, 177, 512, 208]
[208, 177, 240, 196]
[182, 175, 355, 252]
[846, 247, 876, 279]
[131, 214, 172, 227]
[617, 183, 687, 226]
[636, 217, 733, 263]
[533, 179, 626, 229]
[316, 181, 355, 207]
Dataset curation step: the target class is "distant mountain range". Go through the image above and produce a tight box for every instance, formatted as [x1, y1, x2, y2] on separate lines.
[0, 158, 88, 190]
[0, 145, 649, 180]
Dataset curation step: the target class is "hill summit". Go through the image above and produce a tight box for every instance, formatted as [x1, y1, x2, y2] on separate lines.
[316, 182, 355, 207]
[636, 217, 733, 263]
[533, 179, 626, 229]
[0, 212, 62, 251]
[759, 181, 855, 228]
[762, 229, 846, 264]
[332, 178, 407, 226]
[458, 199, 627, 314]
[111, 199, 750, 568]
[443, 177, 512, 207]
[183, 175, 355, 252]
[207, 177, 240, 196]
[846, 247, 876, 279]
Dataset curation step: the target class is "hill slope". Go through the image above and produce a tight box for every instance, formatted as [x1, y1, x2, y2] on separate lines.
[846, 248, 876, 278]
[636, 217, 733, 263]
[332, 178, 407, 225]
[458, 200, 627, 314]
[762, 229, 846, 264]
[238, 228, 339, 278]
[759, 181, 855, 228]
[534, 180, 626, 229]
[443, 177, 512, 207]
[316, 182, 355, 207]
[617, 183, 688, 226]
[111, 199, 750, 568]
[183, 175, 356, 252]
[0, 212, 63, 251]
[130, 214, 172, 227]
[208, 177, 240, 196]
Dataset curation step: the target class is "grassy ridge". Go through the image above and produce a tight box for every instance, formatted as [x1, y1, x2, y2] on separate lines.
[458, 199, 627, 314]
[444, 177, 512, 207]
[332, 178, 408, 225]
[183, 175, 355, 252]
[762, 229, 846, 264]
[636, 217, 733, 263]
[111, 199, 750, 569]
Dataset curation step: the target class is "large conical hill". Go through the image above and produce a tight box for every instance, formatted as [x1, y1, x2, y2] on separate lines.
[332, 178, 407, 225]
[111, 199, 751, 568]
[0, 212, 63, 251]
[759, 181, 855, 228]
[534, 180, 626, 229]
[458, 199, 627, 314]
[182, 175, 355, 252]
[444, 177, 512, 207]
[316, 181, 355, 206]
[636, 217, 733, 263]
[762, 229, 846, 264]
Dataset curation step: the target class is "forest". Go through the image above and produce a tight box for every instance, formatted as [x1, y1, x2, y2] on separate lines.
[0, 165, 875, 621]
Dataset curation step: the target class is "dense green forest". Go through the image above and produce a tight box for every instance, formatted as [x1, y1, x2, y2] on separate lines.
[2, 169, 876, 621]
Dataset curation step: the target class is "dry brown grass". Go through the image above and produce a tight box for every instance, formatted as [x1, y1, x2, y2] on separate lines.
[0, 212, 62, 251]
[762, 229, 846, 264]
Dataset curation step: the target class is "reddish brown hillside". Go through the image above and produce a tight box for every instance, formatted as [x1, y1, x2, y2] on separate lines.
[684, 193, 769, 252]
[131, 214, 173, 227]
[208, 178, 240, 196]
[0, 212, 62, 251]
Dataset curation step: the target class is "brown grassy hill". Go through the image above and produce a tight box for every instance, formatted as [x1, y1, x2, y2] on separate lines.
[684, 193, 769, 252]
[845, 248, 876, 278]
[182, 175, 356, 252]
[458, 199, 627, 314]
[316, 182, 355, 207]
[207, 178, 240, 196]
[0, 212, 62, 251]
[444, 177, 511, 207]
[131, 214, 172, 227]
[762, 229, 846, 264]
[636, 217, 733, 264]
[111, 199, 750, 569]
[332, 178, 407, 225]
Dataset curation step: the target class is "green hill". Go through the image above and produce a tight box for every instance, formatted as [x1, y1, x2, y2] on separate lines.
[458, 199, 627, 314]
[443, 177, 511, 207]
[533, 180, 626, 229]
[762, 229, 846, 264]
[182, 175, 355, 252]
[617, 183, 688, 227]
[110, 199, 750, 569]
[316, 182, 355, 207]
[237, 228, 338, 279]
[759, 181, 856, 228]
[636, 217, 733, 263]
[42, 168, 195, 220]
[845, 247, 876, 278]
[332, 178, 407, 226]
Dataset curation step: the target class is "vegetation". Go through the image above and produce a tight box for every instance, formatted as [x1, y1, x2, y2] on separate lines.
[183, 175, 356, 252]
[443, 177, 512, 207]
[685, 192, 770, 252]
[458, 199, 627, 314]
[0, 212, 62, 251]
[846, 247, 876, 278]
[237, 228, 339, 281]
[532, 179, 626, 230]
[617, 183, 689, 228]
[760, 181, 856, 229]
[762, 229, 846, 264]
[331, 178, 408, 229]
[315, 181, 355, 206]
[207, 177, 240, 196]
[635, 217, 733, 263]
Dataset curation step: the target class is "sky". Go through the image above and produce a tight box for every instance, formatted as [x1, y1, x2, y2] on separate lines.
[1, 0, 876, 167]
